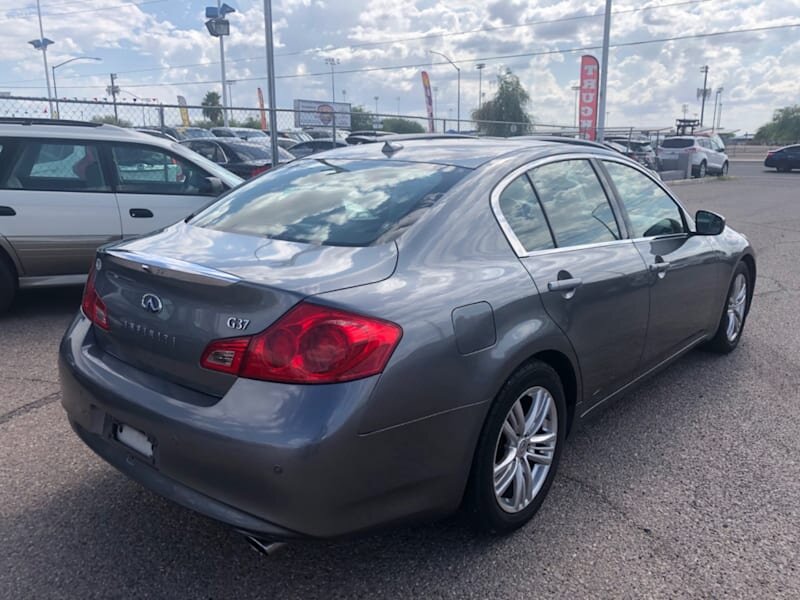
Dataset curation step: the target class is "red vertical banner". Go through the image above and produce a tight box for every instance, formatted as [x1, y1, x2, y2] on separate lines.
[421, 71, 434, 133]
[257, 87, 267, 130]
[578, 55, 600, 140]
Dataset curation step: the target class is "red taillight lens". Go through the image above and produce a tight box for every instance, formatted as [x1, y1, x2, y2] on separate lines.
[81, 265, 110, 330]
[767, 151, 775, 157]
[200, 303, 402, 384]
[250, 165, 270, 177]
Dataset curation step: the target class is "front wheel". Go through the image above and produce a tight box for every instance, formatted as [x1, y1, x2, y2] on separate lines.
[719, 161, 729, 176]
[704, 262, 750, 354]
[466, 361, 566, 534]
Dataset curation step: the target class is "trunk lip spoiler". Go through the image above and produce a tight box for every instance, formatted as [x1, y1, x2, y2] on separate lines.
[101, 248, 240, 287]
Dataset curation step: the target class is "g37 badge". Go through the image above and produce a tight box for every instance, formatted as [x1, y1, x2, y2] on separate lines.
[226, 317, 251, 331]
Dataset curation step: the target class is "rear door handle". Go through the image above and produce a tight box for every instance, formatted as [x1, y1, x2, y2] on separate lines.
[649, 262, 671, 273]
[129, 208, 153, 218]
[547, 277, 583, 292]
[0, 206, 16, 216]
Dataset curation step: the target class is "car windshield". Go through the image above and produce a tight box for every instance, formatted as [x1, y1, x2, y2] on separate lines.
[183, 128, 213, 139]
[190, 158, 470, 246]
[662, 139, 694, 148]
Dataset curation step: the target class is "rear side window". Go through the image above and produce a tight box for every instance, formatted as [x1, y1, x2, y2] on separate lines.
[191, 158, 470, 246]
[661, 139, 694, 149]
[528, 160, 620, 247]
[2, 141, 108, 192]
[111, 144, 213, 195]
[497, 175, 554, 252]
[603, 161, 685, 237]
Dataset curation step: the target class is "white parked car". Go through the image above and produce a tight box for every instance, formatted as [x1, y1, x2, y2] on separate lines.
[659, 136, 729, 177]
[0, 118, 242, 312]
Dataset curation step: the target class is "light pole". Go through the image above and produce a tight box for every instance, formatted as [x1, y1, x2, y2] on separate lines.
[52, 56, 101, 119]
[206, 2, 236, 127]
[698, 65, 709, 126]
[712, 86, 723, 132]
[29, 0, 54, 118]
[429, 50, 461, 132]
[227, 80, 236, 108]
[571, 85, 580, 129]
[324, 57, 340, 147]
[262, 0, 279, 166]
[476, 63, 486, 112]
[342, 89, 347, 103]
[597, 0, 612, 141]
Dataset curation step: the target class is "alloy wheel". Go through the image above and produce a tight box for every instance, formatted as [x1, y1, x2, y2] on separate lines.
[726, 273, 747, 342]
[493, 386, 557, 514]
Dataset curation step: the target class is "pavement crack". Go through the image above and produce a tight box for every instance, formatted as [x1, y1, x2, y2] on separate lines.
[2, 374, 60, 385]
[0, 391, 61, 426]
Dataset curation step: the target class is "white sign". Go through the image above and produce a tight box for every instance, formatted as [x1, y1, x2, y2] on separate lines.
[293, 99, 352, 129]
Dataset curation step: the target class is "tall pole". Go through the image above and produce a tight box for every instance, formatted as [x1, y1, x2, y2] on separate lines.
[263, 0, 279, 166]
[325, 58, 339, 148]
[717, 100, 723, 130]
[699, 65, 709, 126]
[109, 73, 119, 123]
[51, 57, 102, 120]
[596, 0, 612, 142]
[35, 0, 54, 118]
[571, 85, 580, 128]
[430, 51, 461, 132]
[227, 80, 236, 108]
[476, 63, 485, 113]
[711, 89, 719, 132]
[218, 0, 230, 127]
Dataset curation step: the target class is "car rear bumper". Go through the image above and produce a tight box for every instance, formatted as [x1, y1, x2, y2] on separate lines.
[59, 314, 480, 539]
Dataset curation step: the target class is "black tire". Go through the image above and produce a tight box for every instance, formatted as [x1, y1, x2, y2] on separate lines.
[466, 360, 567, 534]
[704, 262, 751, 354]
[0, 254, 17, 315]
[719, 161, 729, 176]
[698, 161, 707, 178]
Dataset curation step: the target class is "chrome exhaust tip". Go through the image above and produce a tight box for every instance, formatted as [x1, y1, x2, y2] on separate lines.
[244, 535, 288, 557]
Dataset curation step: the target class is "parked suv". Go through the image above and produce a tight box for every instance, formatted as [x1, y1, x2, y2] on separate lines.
[0, 119, 242, 313]
[659, 136, 729, 177]
[605, 136, 657, 169]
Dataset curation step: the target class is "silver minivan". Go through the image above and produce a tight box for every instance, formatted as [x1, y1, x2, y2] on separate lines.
[0, 120, 242, 312]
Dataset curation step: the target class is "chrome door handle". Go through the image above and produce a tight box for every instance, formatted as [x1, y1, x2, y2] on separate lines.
[649, 262, 670, 273]
[548, 277, 583, 292]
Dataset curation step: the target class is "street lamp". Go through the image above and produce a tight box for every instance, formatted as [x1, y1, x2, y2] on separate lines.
[324, 57, 340, 148]
[429, 50, 461, 132]
[29, 0, 55, 118]
[712, 86, 724, 132]
[476, 63, 486, 112]
[227, 80, 236, 108]
[205, 2, 236, 127]
[571, 85, 580, 129]
[262, 0, 279, 166]
[52, 56, 101, 119]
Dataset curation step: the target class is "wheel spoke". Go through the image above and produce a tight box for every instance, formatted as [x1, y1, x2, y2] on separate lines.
[519, 455, 534, 506]
[511, 460, 525, 509]
[502, 420, 518, 445]
[511, 400, 526, 436]
[494, 453, 516, 496]
[525, 391, 552, 437]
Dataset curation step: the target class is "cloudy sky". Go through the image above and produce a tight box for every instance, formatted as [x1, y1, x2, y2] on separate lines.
[1, 0, 798, 133]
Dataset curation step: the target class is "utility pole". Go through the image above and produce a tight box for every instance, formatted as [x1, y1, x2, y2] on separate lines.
[717, 100, 723, 130]
[699, 65, 709, 126]
[325, 58, 340, 148]
[596, 0, 612, 141]
[262, 0, 279, 166]
[476, 63, 486, 112]
[31, 0, 54, 118]
[218, 0, 229, 126]
[227, 80, 236, 108]
[108, 73, 119, 123]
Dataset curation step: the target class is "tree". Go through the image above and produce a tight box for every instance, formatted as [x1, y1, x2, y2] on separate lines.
[90, 114, 132, 127]
[201, 91, 223, 125]
[471, 70, 532, 137]
[382, 118, 425, 134]
[350, 105, 376, 131]
[755, 105, 800, 144]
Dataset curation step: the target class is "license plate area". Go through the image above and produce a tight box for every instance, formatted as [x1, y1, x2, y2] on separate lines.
[112, 421, 155, 460]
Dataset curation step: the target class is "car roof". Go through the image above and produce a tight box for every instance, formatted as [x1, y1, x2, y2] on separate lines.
[0, 119, 163, 142]
[303, 137, 612, 169]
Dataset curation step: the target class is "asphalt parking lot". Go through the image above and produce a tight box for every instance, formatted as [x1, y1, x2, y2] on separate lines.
[1, 160, 798, 599]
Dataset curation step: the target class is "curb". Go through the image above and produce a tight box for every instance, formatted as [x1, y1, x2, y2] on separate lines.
[667, 175, 735, 186]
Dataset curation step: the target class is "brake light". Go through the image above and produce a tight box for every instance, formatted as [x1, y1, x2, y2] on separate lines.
[200, 303, 402, 383]
[81, 265, 110, 330]
[250, 165, 270, 177]
[767, 151, 775, 157]
[687, 147, 699, 153]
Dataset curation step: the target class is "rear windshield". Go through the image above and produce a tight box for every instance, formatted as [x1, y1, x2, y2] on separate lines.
[191, 158, 470, 246]
[661, 139, 694, 148]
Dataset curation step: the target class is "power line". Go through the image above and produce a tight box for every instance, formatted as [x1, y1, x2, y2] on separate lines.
[9, 0, 166, 18]
[1, 0, 713, 85]
[25, 21, 799, 91]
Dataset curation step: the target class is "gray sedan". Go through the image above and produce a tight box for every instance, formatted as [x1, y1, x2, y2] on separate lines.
[59, 138, 755, 546]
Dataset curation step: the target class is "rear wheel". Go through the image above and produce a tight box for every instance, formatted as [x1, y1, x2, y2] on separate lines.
[697, 161, 707, 178]
[0, 256, 16, 314]
[719, 161, 729, 176]
[466, 361, 566, 534]
[704, 262, 750, 354]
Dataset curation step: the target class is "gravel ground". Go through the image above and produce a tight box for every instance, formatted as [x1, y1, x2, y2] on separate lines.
[1, 163, 798, 599]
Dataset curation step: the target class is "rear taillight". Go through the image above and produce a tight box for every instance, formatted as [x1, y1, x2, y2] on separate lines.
[200, 302, 402, 384]
[250, 165, 270, 177]
[687, 147, 699, 153]
[81, 265, 110, 330]
[767, 151, 775, 157]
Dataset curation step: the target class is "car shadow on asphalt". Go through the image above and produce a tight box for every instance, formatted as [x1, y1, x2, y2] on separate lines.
[1, 286, 83, 321]
[1, 341, 750, 597]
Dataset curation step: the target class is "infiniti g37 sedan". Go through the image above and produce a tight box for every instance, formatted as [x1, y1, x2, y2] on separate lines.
[59, 138, 755, 543]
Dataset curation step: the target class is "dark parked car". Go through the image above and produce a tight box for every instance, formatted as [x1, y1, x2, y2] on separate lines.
[764, 145, 800, 172]
[605, 136, 657, 169]
[60, 139, 755, 548]
[182, 138, 293, 178]
[287, 138, 347, 158]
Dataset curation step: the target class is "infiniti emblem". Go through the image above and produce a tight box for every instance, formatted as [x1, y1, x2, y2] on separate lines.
[141, 293, 164, 314]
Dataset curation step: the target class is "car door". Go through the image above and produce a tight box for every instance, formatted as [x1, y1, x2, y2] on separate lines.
[109, 142, 220, 238]
[496, 158, 651, 405]
[0, 137, 121, 277]
[788, 145, 800, 169]
[600, 159, 723, 367]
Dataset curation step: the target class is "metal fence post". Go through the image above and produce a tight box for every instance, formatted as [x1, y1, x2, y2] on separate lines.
[159, 105, 165, 133]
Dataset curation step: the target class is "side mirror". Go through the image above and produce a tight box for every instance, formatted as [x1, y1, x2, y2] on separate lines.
[201, 176, 224, 196]
[695, 210, 725, 235]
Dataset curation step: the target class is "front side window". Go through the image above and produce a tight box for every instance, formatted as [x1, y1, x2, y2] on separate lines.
[2, 141, 108, 191]
[111, 144, 213, 195]
[528, 160, 620, 248]
[191, 158, 470, 246]
[497, 174, 554, 252]
[603, 161, 685, 238]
